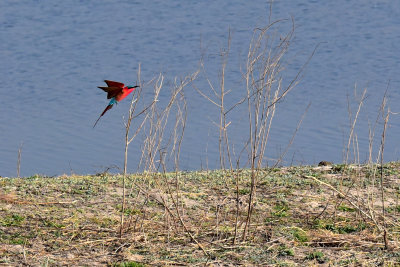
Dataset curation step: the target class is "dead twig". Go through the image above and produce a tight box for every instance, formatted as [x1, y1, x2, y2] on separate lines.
[303, 175, 381, 230]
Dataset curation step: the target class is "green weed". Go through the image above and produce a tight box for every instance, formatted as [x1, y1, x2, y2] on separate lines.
[1, 214, 25, 226]
[305, 251, 326, 263]
[272, 202, 289, 218]
[112, 261, 146, 267]
[338, 205, 356, 212]
[291, 227, 309, 243]
[278, 244, 294, 257]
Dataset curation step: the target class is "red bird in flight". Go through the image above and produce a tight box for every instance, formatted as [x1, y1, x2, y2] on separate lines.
[93, 80, 139, 128]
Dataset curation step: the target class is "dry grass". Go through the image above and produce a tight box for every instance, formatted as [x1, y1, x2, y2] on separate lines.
[1, 163, 400, 266]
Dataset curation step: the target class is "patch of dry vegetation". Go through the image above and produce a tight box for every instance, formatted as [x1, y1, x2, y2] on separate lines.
[1, 163, 400, 266]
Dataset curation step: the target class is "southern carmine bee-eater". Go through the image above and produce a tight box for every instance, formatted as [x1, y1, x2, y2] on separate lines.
[93, 80, 139, 128]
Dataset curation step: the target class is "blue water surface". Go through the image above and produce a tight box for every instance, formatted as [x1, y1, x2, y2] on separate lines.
[1, 0, 399, 177]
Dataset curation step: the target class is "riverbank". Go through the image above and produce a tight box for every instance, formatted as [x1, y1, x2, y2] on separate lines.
[1, 163, 400, 266]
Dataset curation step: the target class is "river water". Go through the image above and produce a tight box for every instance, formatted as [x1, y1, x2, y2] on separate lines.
[1, 0, 399, 177]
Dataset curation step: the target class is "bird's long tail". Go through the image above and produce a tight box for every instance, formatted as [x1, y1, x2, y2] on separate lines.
[93, 104, 113, 128]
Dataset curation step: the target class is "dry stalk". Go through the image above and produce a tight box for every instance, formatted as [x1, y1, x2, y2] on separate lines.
[379, 101, 390, 249]
[194, 30, 234, 171]
[17, 142, 23, 178]
[120, 64, 142, 237]
[367, 89, 387, 165]
[120, 64, 161, 237]
[273, 102, 311, 167]
[366, 88, 390, 212]
[344, 85, 367, 164]
[303, 175, 381, 230]
[137, 74, 164, 172]
[374, 83, 400, 248]
[340, 86, 367, 226]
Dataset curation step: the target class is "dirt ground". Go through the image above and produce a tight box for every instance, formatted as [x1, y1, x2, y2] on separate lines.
[1, 163, 400, 266]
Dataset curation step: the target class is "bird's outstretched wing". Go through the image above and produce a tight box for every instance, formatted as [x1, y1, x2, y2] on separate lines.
[98, 86, 122, 99]
[104, 80, 125, 88]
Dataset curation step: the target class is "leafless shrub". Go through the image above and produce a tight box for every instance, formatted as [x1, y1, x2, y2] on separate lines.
[119, 66, 205, 252]
[195, 18, 316, 242]
[242, 18, 316, 240]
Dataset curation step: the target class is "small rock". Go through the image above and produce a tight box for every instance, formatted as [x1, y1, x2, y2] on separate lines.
[318, 161, 332, 166]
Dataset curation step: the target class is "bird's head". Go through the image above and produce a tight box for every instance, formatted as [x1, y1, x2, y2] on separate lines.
[127, 85, 139, 89]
